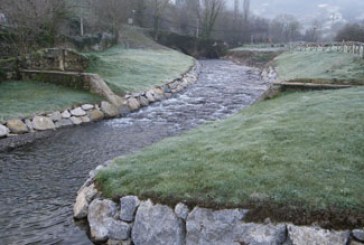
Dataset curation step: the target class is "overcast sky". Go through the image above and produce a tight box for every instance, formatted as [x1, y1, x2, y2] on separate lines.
[246, 0, 364, 24]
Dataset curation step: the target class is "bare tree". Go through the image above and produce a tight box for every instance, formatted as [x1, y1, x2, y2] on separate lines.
[200, 0, 225, 39]
[148, 0, 170, 40]
[1, 0, 69, 53]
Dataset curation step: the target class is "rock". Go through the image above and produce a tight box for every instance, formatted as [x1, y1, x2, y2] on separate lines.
[132, 199, 185, 245]
[48, 111, 62, 121]
[88, 199, 131, 243]
[24, 119, 34, 132]
[187, 207, 268, 245]
[32, 116, 56, 131]
[6, 119, 28, 134]
[82, 104, 94, 111]
[101, 101, 119, 118]
[145, 91, 156, 103]
[88, 109, 104, 121]
[139, 96, 149, 107]
[127, 97, 141, 112]
[287, 225, 350, 245]
[175, 203, 189, 220]
[351, 241, 364, 245]
[73, 184, 98, 219]
[234, 223, 287, 245]
[353, 229, 364, 242]
[120, 196, 140, 222]
[55, 119, 73, 128]
[119, 103, 131, 116]
[0, 124, 10, 138]
[107, 240, 131, 245]
[70, 116, 83, 125]
[70, 107, 86, 117]
[61, 110, 71, 119]
[81, 116, 91, 123]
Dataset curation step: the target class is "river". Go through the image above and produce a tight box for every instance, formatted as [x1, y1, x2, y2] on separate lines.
[0, 60, 269, 245]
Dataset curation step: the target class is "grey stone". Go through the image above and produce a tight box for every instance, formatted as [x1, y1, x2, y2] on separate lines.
[61, 110, 71, 119]
[32, 116, 56, 131]
[127, 97, 141, 112]
[87, 109, 104, 121]
[0, 124, 10, 138]
[73, 184, 98, 219]
[24, 119, 34, 132]
[186, 207, 254, 245]
[81, 104, 94, 111]
[107, 239, 131, 245]
[145, 91, 156, 103]
[80, 116, 91, 123]
[70, 107, 87, 117]
[132, 199, 184, 245]
[175, 203, 189, 220]
[353, 229, 364, 242]
[70, 116, 83, 125]
[118, 103, 131, 116]
[287, 225, 350, 245]
[55, 119, 73, 128]
[101, 101, 119, 118]
[120, 196, 140, 222]
[48, 111, 62, 121]
[351, 241, 364, 245]
[234, 223, 287, 245]
[139, 96, 149, 107]
[6, 119, 28, 134]
[88, 199, 130, 243]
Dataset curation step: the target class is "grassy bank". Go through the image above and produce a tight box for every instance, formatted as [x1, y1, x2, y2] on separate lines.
[86, 46, 194, 95]
[275, 51, 364, 85]
[0, 80, 102, 121]
[96, 87, 364, 217]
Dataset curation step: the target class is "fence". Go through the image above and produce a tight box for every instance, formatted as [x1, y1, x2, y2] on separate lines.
[291, 42, 364, 58]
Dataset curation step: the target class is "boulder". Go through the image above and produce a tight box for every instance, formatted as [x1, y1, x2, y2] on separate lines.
[0, 124, 10, 138]
[132, 199, 185, 245]
[139, 96, 149, 107]
[145, 91, 156, 103]
[61, 110, 71, 119]
[24, 119, 34, 132]
[82, 104, 94, 111]
[187, 207, 266, 245]
[81, 116, 91, 123]
[287, 225, 350, 245]
[101, 101, 119, 118]
[73, 184, 98, 219]
[70, 116, 83, 125]
[48, 111, 62, 121]
[88, 199, 131, 243]
[353, 229, 364, 242]
[234, 223, 287, 245]
[32, 116, 56, 131]
[6, 119, 28, 134]
[175, 203, 190, 220]
[55, 119, 73, 128]
[120, 196, 140, 222]
[70, 107, 87, 117]
[127, 97, 141, 112]
[88, 109, 104, 121]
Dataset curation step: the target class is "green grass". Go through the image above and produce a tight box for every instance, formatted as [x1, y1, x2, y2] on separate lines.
[0, 80, 102, 121]
[96, 87, 364, 213]
[85, 46, 194, 95]
[275, 51, 364, 85]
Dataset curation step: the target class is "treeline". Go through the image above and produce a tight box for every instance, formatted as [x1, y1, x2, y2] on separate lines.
[0, 0, 363, 55]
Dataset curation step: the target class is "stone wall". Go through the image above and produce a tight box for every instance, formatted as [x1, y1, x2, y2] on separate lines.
[74, 162, 363, 245]
[19, 48, 88, 72]
[0, 62, 199, 139]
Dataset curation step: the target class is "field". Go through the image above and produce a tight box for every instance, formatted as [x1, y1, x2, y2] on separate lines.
[96, 87, 364, 222]
[86, 46, 194, 95]
[275, 51, 364, 85]
[0, 80, 102, 122]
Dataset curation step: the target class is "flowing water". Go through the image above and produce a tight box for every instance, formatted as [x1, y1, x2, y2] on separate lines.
[0, 60, 269, 245]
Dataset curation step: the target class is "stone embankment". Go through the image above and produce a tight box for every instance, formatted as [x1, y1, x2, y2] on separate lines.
[74, 163, 364, 245]
[0, 62, 199, 140]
